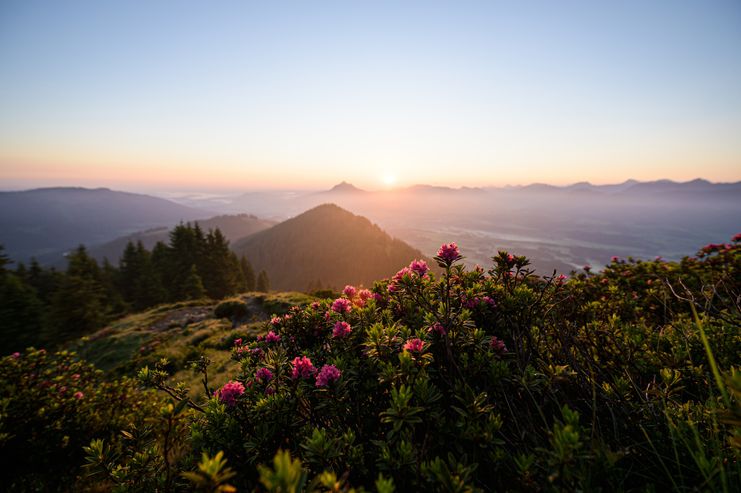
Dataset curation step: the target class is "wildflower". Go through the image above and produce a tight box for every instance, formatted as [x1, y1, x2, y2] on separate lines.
[358, 289, 372, 301]
[270, 317, 281, 326]
[265, 386, 275, 396]
[217, 381, 245, 407]
[428, 322, 447, 336]
[372, 292, 383, 302]
[611, 256, 619, 262]
[255, 367, 273, 383]
[507, 253, 515, 263]
[403, 338, 425, 353]
[436, 242, 462, 265]
[251, 347, 264, 359]
[331, 298, 352, 314]
[583, 265, 591, 272]
[343, 285, 357, 298]
[490, 336, 508, 355]
[71, 373, 80, 380]
[11, 352, 20, 359]
[733, 233, 741, 242]
[291, 356, 317, 379]
[316, 365, 342, 387]
[73, 391, 84, 400]
[483, 296, 496, 308]
[409, 259, 429, 277]
[333, 321, 352, 338]
[310, 301, 321, 310]
[233, 338, 242, 347]
[265, 331, 281, 343]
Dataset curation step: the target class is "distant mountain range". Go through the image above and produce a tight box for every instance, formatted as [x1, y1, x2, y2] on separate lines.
[508, 178, 741, 196]
[233, 204, 429, 291]
[0, 187, 213, 263]
[88, 214, 276, 264]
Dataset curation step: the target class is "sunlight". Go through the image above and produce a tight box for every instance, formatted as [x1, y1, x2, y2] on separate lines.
[382, 173, 397, 188]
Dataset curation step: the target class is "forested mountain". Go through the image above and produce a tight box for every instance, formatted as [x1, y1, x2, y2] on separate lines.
[88, 214, 275, 263]
[233, 203, 430, 291]
[0, 187, 212, 263]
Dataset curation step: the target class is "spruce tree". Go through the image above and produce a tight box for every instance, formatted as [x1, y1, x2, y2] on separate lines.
[256, 270, 270, 292]
[46, 245, 110, 343]
[183, 264, 207, 300]
[0, 269, 44, 353]
[240, 256, 256, 291]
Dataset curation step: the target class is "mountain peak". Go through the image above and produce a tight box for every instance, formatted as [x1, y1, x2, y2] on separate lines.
[328, 181, 365, 193]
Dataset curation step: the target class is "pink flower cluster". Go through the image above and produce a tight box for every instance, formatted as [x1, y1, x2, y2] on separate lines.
[316, 364, 342, 387]
[331, 297, 352, 314]
[270, 316, 281, 326]
[437, 243, 461, 264]
[403, 338, 425, 353]
[343, 285, 357, 298]
[217, 380, 245, 407]
[265, 331, 281, 343]
[409, 259, 429, 277]
[255, 367, 273, 383]
[333, 321, 352, 338]
[428, 322, 447, 336]
[291, 355, 317, 379]
[733, 233, 741, 242]
[490, 336, 508, 355]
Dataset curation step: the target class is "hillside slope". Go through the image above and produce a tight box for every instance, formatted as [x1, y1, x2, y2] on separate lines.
[233, 203, 429, 291]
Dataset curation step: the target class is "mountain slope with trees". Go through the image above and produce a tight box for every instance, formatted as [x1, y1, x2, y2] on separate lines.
[233, 203, 431, 291]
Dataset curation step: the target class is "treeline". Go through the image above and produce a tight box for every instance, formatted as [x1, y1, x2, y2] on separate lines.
[0, 223, 269, 353]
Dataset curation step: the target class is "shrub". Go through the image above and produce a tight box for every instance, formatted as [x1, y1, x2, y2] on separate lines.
[214, 299, 249, 327]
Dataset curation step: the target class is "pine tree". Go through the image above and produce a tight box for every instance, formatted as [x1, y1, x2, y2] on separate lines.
[183, 264, 207, 300]
[256, 270, 270, 292]
[46, 246, 110, 343]
[201, 228, 240, 299]
[240, 256, 256, 291]
[0, 268, 44, 353]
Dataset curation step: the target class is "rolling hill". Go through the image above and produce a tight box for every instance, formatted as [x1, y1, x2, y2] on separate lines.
[232, 203, 430, 291]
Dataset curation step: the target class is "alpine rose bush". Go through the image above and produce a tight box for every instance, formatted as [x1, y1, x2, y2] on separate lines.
[141, 236, 741, 492]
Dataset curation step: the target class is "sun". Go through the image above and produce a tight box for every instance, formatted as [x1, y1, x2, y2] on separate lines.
[382, 174, 397, 187]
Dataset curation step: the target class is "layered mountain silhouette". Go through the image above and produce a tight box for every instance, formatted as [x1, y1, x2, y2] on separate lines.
[0, 187, 212, 263]
[233, 203, 429, 291]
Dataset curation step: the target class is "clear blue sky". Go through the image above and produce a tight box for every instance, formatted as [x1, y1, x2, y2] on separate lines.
[1, 1, 740, 190]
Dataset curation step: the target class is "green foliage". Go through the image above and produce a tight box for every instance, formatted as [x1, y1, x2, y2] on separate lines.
[182, 451, 237, 492]
[257, 269, 271, 292]
[214, 299, 250, 326]
[0, 348, 174, 490]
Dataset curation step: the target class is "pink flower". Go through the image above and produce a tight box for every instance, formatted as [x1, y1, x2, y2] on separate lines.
[436, 243, 461, 265]
[73, 391, 84, 400]
[409, 259, 429, 277]
[331, 298, 352, 314]
[507, 253, 515, 263]
[265, 331, 281, 343]
[611, 256, 619, 263]
[251, 347, 264, 359]
[358, 289, 372, 301]
[428, 323, 447, 336]
[490, 336, 508, 355]
[265, 386, 275, 395]
[291, 356, 317, 379]
[316, 365, 342, 387]
[71, 373, 80, 380]
[255, 367, 273, 383]
[270, 317, 281, 326]
[233, 338, 243, 347]
[333, 321, 352, 338]
[733, 233, 741, 242]
[310, 301, 321, 310]
[217, 380, 245, 407]
[11, 352, 20, 359]
[343, 285, 357, 298]
[483, 296, 496, 308]
[556, 274, 568, 284]
[403, 338, 425, 353]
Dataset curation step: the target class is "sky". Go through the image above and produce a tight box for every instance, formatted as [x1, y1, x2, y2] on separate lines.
[1, 0, 740, 191]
